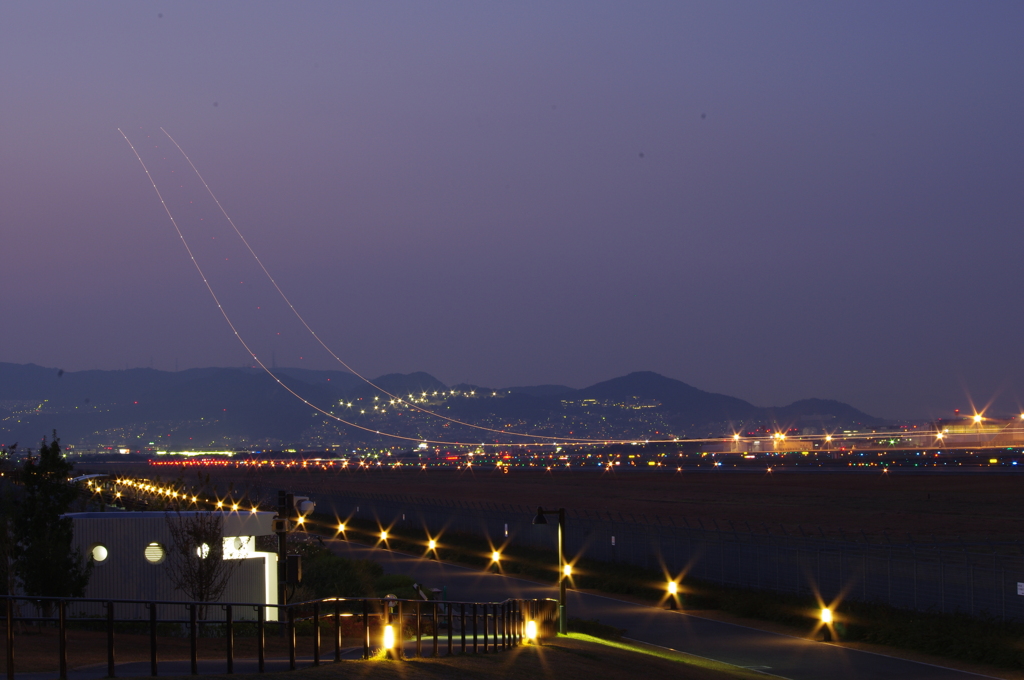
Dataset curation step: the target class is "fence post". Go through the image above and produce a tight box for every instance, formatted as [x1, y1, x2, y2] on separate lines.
[461, 603, 466, 654]
[415, 601, 422, 657]
[256, 606, 265, 673]
[6, 598, 13, 680]
[288, 605, 296, 670]
[312, 601, 320, 667]
[58, 600, 67, 680]
[106, 601, 116, 679]
[432, 602, 439, 657]
[149, 603, 157, 677]
[189, 604, 197, 675]
[225, 604, 234, 675]
[396, 601, 403, 660]
[334, 599, 341, 663]
[362, 600, 369, 660]
[472, 604, 478, 654]
[5, 598, 12, 680]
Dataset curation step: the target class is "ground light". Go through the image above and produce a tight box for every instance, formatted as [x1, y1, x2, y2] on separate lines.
[667, 580, 680, 609]
[525, 620, 538, 642]
[383, 624, 395, 651]
[821, 607, 833, 641]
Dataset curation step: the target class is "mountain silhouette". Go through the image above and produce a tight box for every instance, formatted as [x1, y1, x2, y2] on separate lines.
[0, 363, 883, 448]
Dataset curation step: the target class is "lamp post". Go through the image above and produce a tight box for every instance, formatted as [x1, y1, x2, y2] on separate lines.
[533, 507, 567, 634]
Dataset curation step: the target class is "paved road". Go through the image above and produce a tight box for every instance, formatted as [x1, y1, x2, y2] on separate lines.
[328, 538, 1001, 680]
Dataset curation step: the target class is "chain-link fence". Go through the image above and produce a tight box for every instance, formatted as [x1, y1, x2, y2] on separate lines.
[316, 491, 1024, 621]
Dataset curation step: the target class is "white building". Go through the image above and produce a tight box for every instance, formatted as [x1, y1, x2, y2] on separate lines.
[65, 511, 278, 620]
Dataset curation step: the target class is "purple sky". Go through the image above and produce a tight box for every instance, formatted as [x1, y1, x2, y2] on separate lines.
[2, 2, 1022, 420]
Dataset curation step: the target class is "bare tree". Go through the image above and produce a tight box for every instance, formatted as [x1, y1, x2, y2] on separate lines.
[164, 510, 239, 618]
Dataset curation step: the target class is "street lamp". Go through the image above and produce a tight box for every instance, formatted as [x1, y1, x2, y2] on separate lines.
[533, 506, 567, 634]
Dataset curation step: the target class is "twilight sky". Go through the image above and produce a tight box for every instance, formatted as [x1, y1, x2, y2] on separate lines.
[2, 2, 1022, 420]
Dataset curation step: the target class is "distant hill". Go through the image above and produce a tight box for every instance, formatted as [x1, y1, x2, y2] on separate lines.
[346, 372, 447, 399]
[0, 362, 885, 448]
[505, 384, 574, 398]
[574, 371, 760, 421]
[763, 398, 882, 427]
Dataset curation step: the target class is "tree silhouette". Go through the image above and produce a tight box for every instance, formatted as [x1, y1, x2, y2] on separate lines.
[14, 432, 91, 597]
[164, 510, 239, 618]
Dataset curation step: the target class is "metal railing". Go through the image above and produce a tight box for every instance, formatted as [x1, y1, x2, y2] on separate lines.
[1, 594, 557, 679]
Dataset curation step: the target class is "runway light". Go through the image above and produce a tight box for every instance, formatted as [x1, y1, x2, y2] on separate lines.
[383, 624, 395, 649]
[525, 620, 538, 641]
[821, 607, 832, 624]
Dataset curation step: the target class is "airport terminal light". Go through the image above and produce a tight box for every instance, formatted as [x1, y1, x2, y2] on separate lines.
[533, 506, 568, 634]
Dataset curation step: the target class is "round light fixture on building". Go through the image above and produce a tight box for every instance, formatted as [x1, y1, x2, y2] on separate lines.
[91, 545, 108, 562]
[145, 542, 165, 564]
[195, 543, 210, 559]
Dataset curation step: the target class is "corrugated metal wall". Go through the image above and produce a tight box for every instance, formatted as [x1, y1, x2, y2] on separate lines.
[66, 511, 277, 620]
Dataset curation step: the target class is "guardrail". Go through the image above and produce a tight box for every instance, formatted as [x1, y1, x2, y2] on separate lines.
[2, 595, 558, 679]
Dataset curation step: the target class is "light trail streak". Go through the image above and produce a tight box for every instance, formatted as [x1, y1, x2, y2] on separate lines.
[157, 127, 633, 445]
[121, 128, 642, 448]
[125, 129, 1012, 452]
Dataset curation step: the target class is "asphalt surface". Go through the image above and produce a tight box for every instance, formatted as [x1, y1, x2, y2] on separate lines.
[328, 538, 1002, 680]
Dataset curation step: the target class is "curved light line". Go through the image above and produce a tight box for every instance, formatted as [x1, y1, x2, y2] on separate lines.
[158, 127, 618, 444]
[125, 129, 956, 452]
[120, 128, 608, 448]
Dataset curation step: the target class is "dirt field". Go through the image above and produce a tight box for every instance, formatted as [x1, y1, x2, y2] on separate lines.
[90, 463, 1024, 542]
